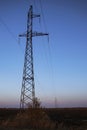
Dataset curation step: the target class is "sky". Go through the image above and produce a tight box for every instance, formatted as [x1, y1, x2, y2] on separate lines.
[0, 0, 87, 108]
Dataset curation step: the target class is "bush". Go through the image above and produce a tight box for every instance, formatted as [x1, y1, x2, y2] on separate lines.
[2, 108, 55, 130]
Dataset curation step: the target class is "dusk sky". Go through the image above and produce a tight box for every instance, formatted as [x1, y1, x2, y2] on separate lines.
[0, 0, 87, 108]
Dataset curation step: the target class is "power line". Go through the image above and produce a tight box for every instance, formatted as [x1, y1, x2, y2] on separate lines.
[0, 17, 24, 54]
[0, 17, 17, 42]
[33, 0, 38, 12]
[39, 0, 48, 32]
[38, 0, 56, 98]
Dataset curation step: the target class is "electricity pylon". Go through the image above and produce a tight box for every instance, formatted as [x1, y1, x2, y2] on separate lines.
[19, 5, 48, 108]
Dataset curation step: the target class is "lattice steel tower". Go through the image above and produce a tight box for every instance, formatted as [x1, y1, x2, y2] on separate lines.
[19, 5, 48, 108]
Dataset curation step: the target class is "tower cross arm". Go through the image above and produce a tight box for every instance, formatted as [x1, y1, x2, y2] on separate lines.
[32, 32, 49, 37]
[19, 32, 49, 38]
[19, 34, 26, 37]
[32, 14, 40, 18]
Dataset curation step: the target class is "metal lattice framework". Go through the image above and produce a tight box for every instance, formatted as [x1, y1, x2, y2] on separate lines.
[19, 5, 48, 108]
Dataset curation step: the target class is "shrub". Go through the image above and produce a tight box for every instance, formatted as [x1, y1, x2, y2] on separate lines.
[2, 108, 55, 130]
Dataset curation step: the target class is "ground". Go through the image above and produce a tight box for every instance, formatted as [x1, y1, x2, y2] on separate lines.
[0, 108, 87, 130]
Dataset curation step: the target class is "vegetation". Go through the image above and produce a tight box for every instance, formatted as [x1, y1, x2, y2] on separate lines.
[0, 108, 87, 130]
[1, 108, 54, 130]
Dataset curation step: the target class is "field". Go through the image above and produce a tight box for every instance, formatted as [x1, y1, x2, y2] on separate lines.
[0, 108, 87, 130]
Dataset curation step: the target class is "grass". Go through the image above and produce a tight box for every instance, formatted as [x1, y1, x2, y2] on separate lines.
[0, 108, 87, 130]
[0, 128, 31, 130]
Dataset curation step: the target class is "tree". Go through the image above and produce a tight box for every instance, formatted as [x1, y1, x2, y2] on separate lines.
[34, 97, 41, 108]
